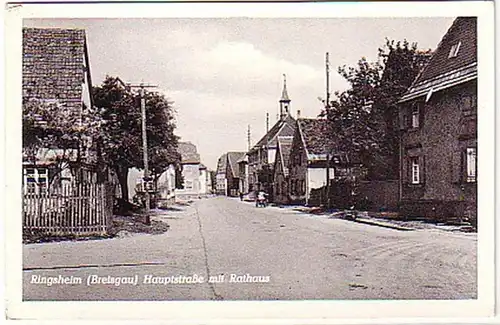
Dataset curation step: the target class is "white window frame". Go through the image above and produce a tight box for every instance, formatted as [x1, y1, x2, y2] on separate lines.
[24, 167, 49, 194]
[411, 157, 420, 184]
[466, 147, 477, 183]
[448, 41, 461, 58]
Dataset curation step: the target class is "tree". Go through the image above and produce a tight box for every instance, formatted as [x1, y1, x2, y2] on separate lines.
[323, 39, 428, 180]
[22, 98, 100, 186]
[92, 76, 180, 202]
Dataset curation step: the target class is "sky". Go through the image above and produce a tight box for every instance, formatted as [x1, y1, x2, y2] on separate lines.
[25, 17, 455, 170]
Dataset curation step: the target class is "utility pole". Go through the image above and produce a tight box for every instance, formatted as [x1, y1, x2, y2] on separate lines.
[325, 52, 331, 210]
[127, 82, 158, 225]
[247, 124, 251, 151]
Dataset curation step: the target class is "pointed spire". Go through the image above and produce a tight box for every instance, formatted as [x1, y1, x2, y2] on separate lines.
[280, 73, 290, 102]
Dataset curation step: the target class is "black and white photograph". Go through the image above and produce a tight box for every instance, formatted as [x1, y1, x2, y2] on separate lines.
[4, 1, 496, 322]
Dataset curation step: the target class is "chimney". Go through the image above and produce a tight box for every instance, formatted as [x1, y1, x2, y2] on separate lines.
[297, 109, 301, 119]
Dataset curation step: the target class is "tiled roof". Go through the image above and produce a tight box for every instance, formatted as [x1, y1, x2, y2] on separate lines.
[216, 153, 227, 174]
[297, 118, 332, 156]
[251, 114, 296, 150]
[227, 152, 246, 176]
[178, 142, 200, 164]
[23, 28, 89, 111]
[297, 118, 353, 164]
[400, 17, 477, 102]
[277, 136, 293, 176]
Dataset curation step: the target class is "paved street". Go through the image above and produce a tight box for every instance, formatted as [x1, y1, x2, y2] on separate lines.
[23, 196, 476, 300]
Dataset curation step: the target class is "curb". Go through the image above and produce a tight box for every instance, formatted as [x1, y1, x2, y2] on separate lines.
[353, 218, 415, 231]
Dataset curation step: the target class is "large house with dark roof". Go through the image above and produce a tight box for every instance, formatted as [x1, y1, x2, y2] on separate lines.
[288, 118, 363, 206]
[398, 17, 477, 223]
[247, 76, 297, 195]
[22, 27, 96, 195]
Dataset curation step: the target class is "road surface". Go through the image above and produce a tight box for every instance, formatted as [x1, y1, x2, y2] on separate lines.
[23, 196, 476, 300]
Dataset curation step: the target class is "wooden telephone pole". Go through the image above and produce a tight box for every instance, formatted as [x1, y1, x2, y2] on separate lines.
[325, 52, 331, 210]
[127, 82, 158, 225]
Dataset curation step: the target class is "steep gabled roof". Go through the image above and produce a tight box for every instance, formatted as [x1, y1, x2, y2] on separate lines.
[276, 136, 293, 176]
[400, 17, 477, 103]
[178, 142, 200, 164]
[251, 114, 296, 151]
[227, 152, 246, 176]
[23, 28, 91, 111]
[297, 118, 331, 157]
[216, 153, 228, 175]
[297, 118, 353, 164]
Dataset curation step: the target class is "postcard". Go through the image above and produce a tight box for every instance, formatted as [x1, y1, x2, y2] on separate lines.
[4, 1, 496, 323]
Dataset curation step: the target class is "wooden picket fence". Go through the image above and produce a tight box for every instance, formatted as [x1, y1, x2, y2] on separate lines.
[23, 182, 114, 236]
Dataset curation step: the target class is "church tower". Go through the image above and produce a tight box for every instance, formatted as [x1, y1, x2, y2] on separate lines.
[279, 74, 291, 120]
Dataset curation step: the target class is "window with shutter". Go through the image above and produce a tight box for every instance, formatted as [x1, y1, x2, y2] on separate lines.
[419, 156, 426, 184]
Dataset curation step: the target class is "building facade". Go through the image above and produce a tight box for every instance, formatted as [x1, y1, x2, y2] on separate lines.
[398, 17, 477, 223]
[225, 152, 246, 197]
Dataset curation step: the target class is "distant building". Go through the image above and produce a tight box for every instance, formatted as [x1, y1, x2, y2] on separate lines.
[176, 142, 209, 198]
[247, 76, 297, 195]
[215, 153, 228, 195]
[398, 17, 477, 222]
[226, 152, 247, 197]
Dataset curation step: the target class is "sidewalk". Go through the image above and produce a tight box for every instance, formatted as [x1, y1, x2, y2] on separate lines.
[238, 200, 476, 233]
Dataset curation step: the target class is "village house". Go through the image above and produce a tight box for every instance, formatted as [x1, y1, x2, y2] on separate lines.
[22, 27, 115, 235]
[247, 76, 297, 196]
[288, 118, 363, 206]
[225, 152, 246, 197]
[215, 153, 228, 195]
[22, 27, 97, 193]
[398, 17, 477, 224]
[175, 142, 210, 198]
[272, 136, 293, 204]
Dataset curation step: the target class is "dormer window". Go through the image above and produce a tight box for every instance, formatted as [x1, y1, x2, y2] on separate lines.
[448, 41, 461, 58]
